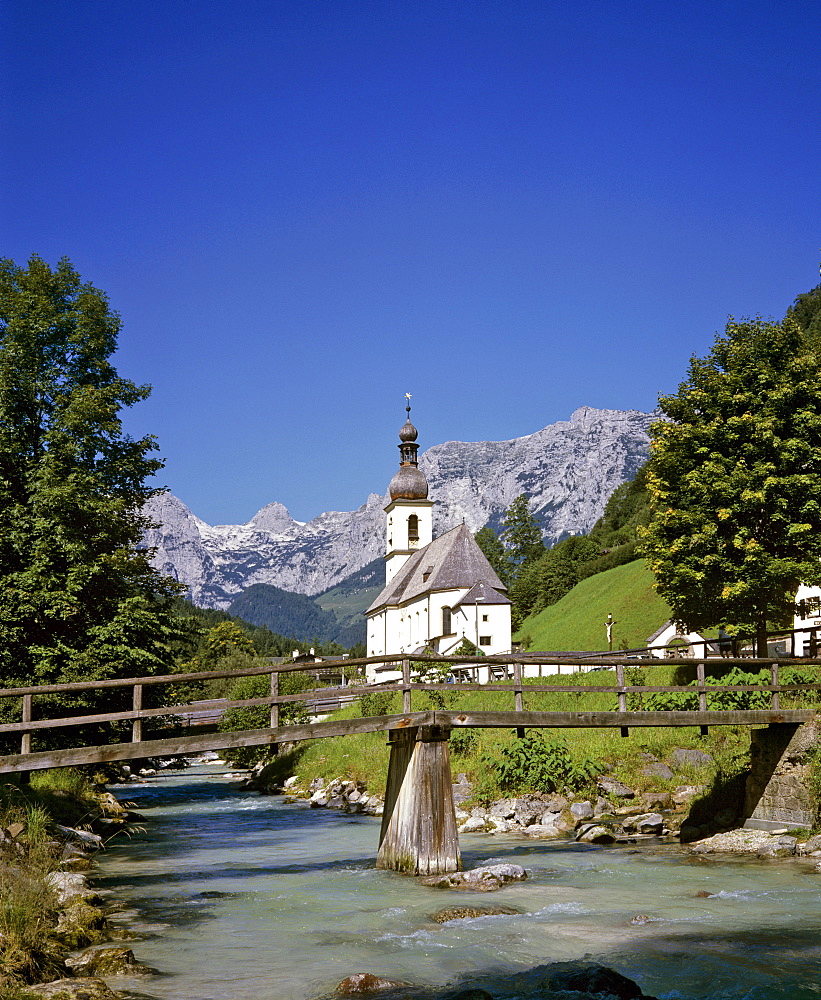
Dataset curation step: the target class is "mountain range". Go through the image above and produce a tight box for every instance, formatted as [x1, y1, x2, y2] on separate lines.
[143, 407, 656, 624]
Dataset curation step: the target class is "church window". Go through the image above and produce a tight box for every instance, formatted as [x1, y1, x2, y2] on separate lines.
[408, 514, 419, 543]
[479, 635, 492, 646]
[442, 606, 452, 635]
[482, 614, 489, 622]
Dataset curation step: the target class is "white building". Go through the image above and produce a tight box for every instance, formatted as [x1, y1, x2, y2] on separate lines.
[365, 404, 512, 682]
[794, 583, 821, 656]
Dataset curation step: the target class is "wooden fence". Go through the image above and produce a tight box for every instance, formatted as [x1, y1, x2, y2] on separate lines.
[0, 653, 820, 773]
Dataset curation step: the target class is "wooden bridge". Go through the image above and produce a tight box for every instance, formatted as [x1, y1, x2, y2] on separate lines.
[1, 652, 819, 875]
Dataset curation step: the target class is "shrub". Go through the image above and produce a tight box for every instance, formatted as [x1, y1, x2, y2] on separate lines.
[360, 690, 396, 718]
[484, 731, 600, 795]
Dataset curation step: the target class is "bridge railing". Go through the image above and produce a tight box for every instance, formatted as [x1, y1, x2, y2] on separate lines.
[3, 653, 821, 761]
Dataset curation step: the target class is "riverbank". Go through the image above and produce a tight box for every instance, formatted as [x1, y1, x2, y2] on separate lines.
[0, 762, 184, 1000]
[243, 744, 821, 860]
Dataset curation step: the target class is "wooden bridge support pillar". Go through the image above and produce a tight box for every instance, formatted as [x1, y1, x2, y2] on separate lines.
[376, 725, 461, 875]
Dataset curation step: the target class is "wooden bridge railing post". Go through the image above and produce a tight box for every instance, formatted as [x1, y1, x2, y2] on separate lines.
[20, 694, 32, 755]
[615, 663, 628, 737]
[513, 661, 525, 739]
[270, 670, 279, 728]
[131, 684, 143, 743]
[402, 658, 411, 714]
[696, 662, 708, 736]
[269, 669, 280, 756]
[771, 661, 780, 712]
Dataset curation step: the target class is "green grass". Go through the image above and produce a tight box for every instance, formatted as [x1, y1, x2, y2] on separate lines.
[244, 662, 789, 804]
[516, 558, 673, 650]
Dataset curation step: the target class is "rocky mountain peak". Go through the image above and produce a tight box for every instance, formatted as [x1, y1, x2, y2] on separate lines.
[144, 407, 655, 608]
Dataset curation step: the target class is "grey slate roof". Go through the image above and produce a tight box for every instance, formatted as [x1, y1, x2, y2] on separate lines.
[453, 580, 511, 608]
[366, 523, 509, 613]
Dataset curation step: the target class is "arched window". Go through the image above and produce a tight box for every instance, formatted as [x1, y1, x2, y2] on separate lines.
[408, 514, 419, 544]
[442, 606, 452, 635]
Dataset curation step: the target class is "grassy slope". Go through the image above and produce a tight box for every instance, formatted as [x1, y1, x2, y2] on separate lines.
[517, 558, 672, 651]
[260, 665, 761, 804]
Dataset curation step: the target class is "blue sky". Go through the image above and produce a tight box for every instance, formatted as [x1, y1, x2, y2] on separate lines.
[2, 1, 819, 525]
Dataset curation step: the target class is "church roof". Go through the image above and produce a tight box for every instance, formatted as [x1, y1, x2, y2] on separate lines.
[453, 579, 511, 608]
[366, 522, 509, 613]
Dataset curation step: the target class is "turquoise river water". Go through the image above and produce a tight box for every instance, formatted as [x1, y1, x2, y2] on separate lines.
[96, 764, 821, 1000]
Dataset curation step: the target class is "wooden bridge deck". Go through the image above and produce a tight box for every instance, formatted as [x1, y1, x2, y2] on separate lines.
[1, 652, 819, 774]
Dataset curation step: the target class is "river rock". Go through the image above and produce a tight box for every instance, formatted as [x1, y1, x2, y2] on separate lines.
[66, 946, 152, 977]
[487, 817, 512, 833]
[630, 914, 653, 925]
[523, 822, 564, 839]
[670, 747, 714, 768]
[452, 774, 473, 805]
[597, 777, 635, 798]
[576, 824, 617, 845]
[799, 834, 821, 855]
[419, 864, 527, 891]
[672, 785, 704, 805]
[570, 801, 594, 821]
[536, 961, 648, 999]
[459, 816, 490, 833]
[488, 798, 516, 819]
[513, 797, 545, 826]
[336, 973, 408, 993]
[641, 791, 671, 809]
[543, 793, 569, 813]
[55, 825, 103, 850]
[47, 871, 91, 904]
[625, 813, 664, 835]
[431, 905, 521, 922]
[20, 978, 121, 1000]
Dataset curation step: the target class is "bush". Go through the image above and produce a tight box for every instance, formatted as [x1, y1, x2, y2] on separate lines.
[360, 690, 396, 718]
[484, 731, 600, 796]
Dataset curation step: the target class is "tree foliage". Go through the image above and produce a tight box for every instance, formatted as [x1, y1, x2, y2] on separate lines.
[474, 525, 511, 586]
[0, 255, 183, 704]
[786, 282, 821, 347]
[640, 314, 821, 648]
[501, 494, 545, 570]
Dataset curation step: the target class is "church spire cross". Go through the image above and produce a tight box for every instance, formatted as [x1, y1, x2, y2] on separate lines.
[389, 394, 428, 499]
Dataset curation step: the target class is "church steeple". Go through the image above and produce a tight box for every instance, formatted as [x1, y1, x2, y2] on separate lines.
[388, 395, 429, 501]
[384, 394, 433, 583]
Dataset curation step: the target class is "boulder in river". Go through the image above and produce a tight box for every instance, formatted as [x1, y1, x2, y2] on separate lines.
[19, 978, 121, 1000]
[419, 864, 527, 891]
[66, 945, 153, 977]
[536, 961, 653, 999]
[576, 824, 617, 845]
[431, 905, 521, 922]
[336, 973, 408, 993]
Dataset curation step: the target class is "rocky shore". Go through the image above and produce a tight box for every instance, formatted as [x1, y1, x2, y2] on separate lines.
[244, 744, 821, 860]
[0, 762, 182, 1000]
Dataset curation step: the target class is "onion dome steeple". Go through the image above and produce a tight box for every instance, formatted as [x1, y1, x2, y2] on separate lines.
[388, 394, 429, 500]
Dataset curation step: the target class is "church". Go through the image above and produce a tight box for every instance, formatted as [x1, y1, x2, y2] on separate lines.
[365, 402, 512, 682]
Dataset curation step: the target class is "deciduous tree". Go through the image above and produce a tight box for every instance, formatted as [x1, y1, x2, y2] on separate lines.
[0, 255, 183, 712]
[640, 315, 821, 652]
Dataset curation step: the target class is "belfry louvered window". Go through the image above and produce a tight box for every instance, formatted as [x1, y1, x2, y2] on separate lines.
[408, 514, 419, 543]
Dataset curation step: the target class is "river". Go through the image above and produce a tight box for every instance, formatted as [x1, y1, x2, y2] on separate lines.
[95, 763, 821, 1000]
